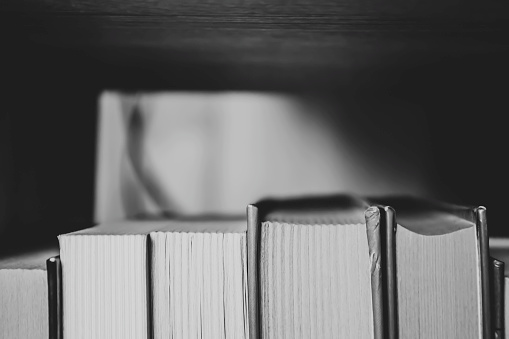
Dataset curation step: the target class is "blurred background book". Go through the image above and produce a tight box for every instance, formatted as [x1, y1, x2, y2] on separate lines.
[2, 88, 506, 244]
[95, 92, 434, 221]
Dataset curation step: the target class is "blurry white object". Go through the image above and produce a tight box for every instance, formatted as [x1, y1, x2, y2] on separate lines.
[95, 91, 431, 222]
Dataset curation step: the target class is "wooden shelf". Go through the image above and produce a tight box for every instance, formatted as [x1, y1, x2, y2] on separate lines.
[3, 0, 509, 19]
[2, 0, 509, 90]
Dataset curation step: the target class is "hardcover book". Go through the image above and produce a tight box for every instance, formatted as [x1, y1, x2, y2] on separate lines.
[0, 246, 58, 339]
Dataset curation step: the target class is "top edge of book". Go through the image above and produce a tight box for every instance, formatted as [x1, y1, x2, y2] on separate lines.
[369, 195, 478, 236]
[252, 194, 479, 235]
[59, 218, 246, 237]
[252, 193, 369, 225]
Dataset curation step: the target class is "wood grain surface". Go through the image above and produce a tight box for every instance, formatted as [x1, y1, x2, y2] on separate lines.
[2, 0, 509, 90]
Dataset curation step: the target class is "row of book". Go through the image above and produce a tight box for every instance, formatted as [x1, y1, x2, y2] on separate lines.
[0, 194, 506, 338]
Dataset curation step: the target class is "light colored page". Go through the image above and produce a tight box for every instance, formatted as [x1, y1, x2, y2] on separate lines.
[60, 234, 148, 339]
[152, 231, 248, 339]
[397, 225, 482, 339]
[260, 222, 373, 339]
[0, 270, 48, 339]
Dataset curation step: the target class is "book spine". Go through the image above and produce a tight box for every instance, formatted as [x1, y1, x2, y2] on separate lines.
[247, 204, 261, 339]
[382, 206, 397, 339]
[47, 255, 62, 339]
[365, 206, 384, 339]
[476, 207, 492, 339]
[490, 257, 504, 339]
[147, 233, 154, 339]
[366, 204, 397, 339]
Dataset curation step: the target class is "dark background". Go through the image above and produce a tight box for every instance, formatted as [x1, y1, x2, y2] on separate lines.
[1, 0, 508, 252]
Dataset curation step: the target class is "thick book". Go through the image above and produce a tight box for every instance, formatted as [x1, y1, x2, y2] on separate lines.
[370, 196, 491, 339]
[247, 195, 391, 339]
[150, 218, 248, 339]
[58, 220, 166, 339]
[58, 218, 249, 339]
[0, 245, 58, 339]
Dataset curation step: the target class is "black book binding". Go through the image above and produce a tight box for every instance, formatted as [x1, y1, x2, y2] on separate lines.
[47, 256, 62, 339]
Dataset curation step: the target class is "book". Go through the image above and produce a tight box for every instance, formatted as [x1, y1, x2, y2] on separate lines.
[94, 92, 428, 224]
[0, 245, 58, 339]
[58, 220, 167, 339]
[490, 257, 505, 339]
[58, 218, 249, 339]
[371, 196, 491, 339]
[150, 218, 248, 339]
[47, 256, 63, 339]
[489, 238, 509, 339]
[247, 195, 389, 339]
